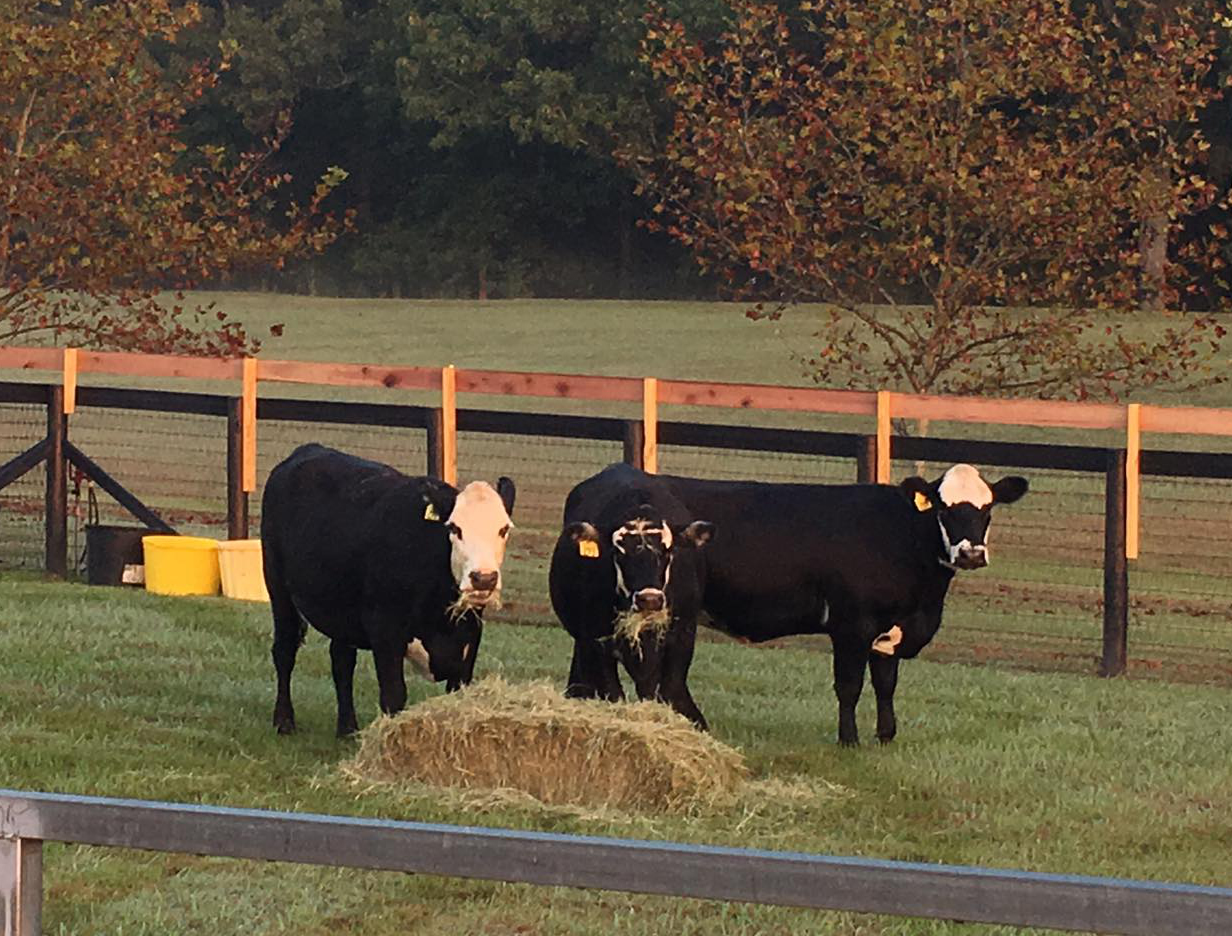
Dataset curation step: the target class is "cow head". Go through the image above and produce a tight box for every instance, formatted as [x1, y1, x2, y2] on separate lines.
[426, 476, 516, 610]
[565, 507, 714, 617]
[901, 464, 1027, 570]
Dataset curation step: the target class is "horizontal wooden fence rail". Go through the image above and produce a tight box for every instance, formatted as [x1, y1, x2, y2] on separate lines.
[1, 379, 1231, 674]
[5, 343, 1232, 558]
[3, 790, 1232, 936]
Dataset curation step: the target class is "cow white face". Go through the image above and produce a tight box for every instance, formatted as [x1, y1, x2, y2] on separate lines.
[902, 464, 1028, 570]
[443, 477, 516, 608]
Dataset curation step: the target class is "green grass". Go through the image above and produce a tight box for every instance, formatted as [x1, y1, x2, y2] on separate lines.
[2, 574, 1231, 934]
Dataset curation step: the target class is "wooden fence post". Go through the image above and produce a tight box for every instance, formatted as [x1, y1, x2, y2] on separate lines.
[226, 399, 249, 541]
[62, 348, 78, 415]
[1101, 448, 1129, 677]
[440, 365, 457, 486]
[45, 384, 67, 578]
[1, 837, 43, 936]
[426, 409, 445, 480]
[1126, 403, 1141, 560]
[642, 377, 658, 473]
[623, 420, 645, 469]
[876, 390, 892, 483]
[241, 358, 257, 494]
[855, 435, 877, 483]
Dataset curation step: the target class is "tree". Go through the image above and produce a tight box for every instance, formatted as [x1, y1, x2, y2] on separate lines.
[629, 0, 1230, 398]
[389, 0, 729, 298]
[0, 0, 351, 355]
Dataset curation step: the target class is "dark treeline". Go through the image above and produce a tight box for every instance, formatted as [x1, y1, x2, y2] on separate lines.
[181, 0, 1232, 302]
[183, 0, 734, 300]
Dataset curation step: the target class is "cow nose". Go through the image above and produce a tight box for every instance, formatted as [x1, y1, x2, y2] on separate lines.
[633, 589, 665, 612]
[469, 570, 499, 592]
[957, 547, 988, 569]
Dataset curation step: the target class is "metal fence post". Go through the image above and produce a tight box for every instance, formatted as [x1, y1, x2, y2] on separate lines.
[1102, 449, 1129, 677]
[623, 420, 644, 469]
[45, 384, 67, 578]
[226, 399, 250, 540]
[1, 836, 43, 936]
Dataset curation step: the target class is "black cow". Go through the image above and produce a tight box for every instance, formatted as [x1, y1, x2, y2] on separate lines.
[549, 463, 714, 728]
[613, 463, 1027, 745]
[262, 444, 515, 736]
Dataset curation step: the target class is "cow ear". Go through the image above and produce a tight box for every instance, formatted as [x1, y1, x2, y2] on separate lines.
[990, 476, 1028, 505]
[496, 476, 516, 516]
[564, 521, 600, 559]
[564, 521, 599, 544]
[422, 486, 455, 523]
[900, 476, 937, 512]
[679, 520, 715, 547]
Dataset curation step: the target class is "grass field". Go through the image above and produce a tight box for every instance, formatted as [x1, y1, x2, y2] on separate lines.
[1, 295, 1231, 932]
[2, 574, 1231, 935]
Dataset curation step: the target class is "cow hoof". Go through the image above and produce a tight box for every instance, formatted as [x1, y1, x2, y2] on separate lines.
[877, 735, 896, 745]
[336, 720, 359, 738]
[837, 736, 859, 748]
[274, 719, 296, 735]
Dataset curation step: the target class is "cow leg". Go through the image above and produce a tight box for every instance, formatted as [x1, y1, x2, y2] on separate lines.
[567, 638, 624, 702]
[371, 640, 409, 717]
[269, 588, 303, 735]
[659, 625, 707, 731]
[869, 654, 899, 743]
[831, 638, 868, 746]
[330, 640, 359, 737]
[564, 640, 599, 699]
[593, 644, 626, 703]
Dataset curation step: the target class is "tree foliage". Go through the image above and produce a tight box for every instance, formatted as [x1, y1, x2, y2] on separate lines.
[629, 0, 1231, 398]
[0, 0, 351, 354]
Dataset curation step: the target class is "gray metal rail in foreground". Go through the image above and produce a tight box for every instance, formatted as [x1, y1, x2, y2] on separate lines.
[3, 791, 1231, 935]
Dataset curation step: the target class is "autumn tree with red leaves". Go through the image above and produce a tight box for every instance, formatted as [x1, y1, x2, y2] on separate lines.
[1, 0, 351, 356]
[628, 0, 1230, 398]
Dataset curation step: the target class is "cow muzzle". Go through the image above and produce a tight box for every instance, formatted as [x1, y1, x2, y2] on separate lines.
[632, 588, 666, 613]
[458, 569, 501, 606]
[952, 544, 988, 570]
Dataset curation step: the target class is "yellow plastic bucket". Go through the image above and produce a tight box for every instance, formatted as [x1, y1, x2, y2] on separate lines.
[142, 535, 221, 596]
[218, 539, 270, 602]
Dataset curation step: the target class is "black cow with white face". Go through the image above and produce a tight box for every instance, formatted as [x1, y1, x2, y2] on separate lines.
[642, 462, 1028, 745]
[262, 444, 516, 737]
[549, 463, 714, 728]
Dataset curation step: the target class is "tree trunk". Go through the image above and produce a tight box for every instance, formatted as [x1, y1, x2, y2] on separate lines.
[478, 265, 488, 301]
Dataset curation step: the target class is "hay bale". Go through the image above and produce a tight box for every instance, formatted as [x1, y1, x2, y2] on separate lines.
[343, 676, 749, 813]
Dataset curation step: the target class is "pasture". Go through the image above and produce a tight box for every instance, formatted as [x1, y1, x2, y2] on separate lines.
[2, 574, 1230, 935]
[1, 294, 1230, 931]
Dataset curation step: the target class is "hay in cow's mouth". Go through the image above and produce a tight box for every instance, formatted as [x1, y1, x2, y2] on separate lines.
[611, 608, 670, 658]
[445, 590, 500, 621]
[340, 676, 750, 814]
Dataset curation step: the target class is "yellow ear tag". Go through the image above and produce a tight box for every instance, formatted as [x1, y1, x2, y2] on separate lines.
[424, 503, 441, 522]
[578, 540, 599, 559]
[914, 491, 933, 512]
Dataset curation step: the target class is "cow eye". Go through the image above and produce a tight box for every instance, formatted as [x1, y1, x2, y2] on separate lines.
[498, 525, 510, 538]
[446, 522, 462, 539]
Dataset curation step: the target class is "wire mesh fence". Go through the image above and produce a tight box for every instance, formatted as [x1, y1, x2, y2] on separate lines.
[0, 402, 47, 571]
[0, 388, 1229, 685]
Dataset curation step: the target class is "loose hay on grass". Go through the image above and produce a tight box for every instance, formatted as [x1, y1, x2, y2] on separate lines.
[342, 676, 750, 813]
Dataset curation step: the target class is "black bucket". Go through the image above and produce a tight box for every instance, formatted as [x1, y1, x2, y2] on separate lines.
[85, 525, 149, 586]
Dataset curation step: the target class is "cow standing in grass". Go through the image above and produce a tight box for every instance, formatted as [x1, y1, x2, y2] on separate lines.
[262, 444, 516, 737]
[550, 463, 715, 729]
[610, 463, 1028, 745]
